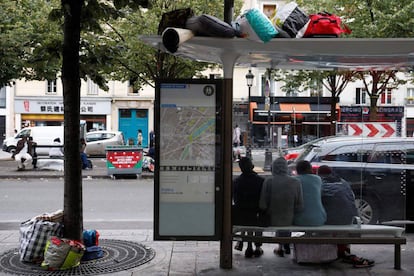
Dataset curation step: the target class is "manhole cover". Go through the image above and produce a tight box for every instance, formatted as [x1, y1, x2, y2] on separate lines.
[0, 239, 155, 275]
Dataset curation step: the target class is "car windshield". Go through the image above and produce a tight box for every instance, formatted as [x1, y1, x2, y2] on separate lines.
[295, 143, 320, 161]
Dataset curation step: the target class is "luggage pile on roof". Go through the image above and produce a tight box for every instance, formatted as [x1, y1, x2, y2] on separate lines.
[159, 2, 351, 52]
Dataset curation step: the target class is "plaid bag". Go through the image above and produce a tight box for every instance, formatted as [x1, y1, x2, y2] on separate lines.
[19, 219, 63, 263]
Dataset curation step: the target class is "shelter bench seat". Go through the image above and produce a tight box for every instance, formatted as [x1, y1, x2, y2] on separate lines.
[232, 224, 406, 270]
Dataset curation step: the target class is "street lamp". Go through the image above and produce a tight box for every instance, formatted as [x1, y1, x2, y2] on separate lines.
[245, 69, 254, 159]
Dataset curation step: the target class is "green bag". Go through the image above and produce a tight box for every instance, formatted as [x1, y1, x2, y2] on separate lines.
[41, 236, 85, 271]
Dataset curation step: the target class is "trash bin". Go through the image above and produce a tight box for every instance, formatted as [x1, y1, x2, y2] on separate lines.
[106, 145, 143, 177]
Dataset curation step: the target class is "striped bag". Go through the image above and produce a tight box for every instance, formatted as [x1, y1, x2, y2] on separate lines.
[19, 218, 62, 263]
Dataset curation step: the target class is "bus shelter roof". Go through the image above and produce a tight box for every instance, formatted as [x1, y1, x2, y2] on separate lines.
[140, 36, 414, 71]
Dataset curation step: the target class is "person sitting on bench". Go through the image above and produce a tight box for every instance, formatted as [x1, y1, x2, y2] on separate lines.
[49, 138, 64, 159]
[318, 165, 375, 268]
[233, 157, 264, 258]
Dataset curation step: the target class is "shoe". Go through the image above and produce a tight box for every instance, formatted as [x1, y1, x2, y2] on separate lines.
[245, 247, 254, 258]
[234, 241, 243, 251]
[342, 254, 375, 268]
[274, 248, 284, 257]
[253, 248, 263, 257]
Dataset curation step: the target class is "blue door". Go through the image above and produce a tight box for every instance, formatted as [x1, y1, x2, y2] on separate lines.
[119, 109, 149, 147]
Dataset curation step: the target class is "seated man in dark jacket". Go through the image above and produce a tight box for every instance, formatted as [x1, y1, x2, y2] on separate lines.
[233, 157, 264, 258]
[318, 165, 375, 268]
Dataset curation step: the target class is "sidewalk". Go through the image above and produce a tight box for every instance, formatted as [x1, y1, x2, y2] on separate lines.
[1, 151, 413, 275]
[1, 229, 413, 275]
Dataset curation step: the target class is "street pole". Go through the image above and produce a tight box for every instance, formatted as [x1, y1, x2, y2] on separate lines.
[245, 70, 254, 160]
[263, 78, 272, 171]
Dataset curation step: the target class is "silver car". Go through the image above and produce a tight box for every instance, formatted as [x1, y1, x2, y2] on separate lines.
[85, 131, 125, 156]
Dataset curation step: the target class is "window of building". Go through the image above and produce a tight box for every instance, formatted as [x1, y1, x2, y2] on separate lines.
[119, 109, 132, 118]
[135, 109, 147, 118]
[128, 78, 139, 95]
[0, 87, 5, 108]
[47, 79, 57, 95]
[262, 4, 277, 19]
[356, 88, 367, 105]
[87, 80, 99, 95]
[407, 88, 414, 98]
[380, 89, 392, 104]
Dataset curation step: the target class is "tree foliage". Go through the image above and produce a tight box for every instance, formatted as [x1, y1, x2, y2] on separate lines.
[99, 0, 243, 90]
[1, 0, 243, 90]
[0, 0, 61, 87]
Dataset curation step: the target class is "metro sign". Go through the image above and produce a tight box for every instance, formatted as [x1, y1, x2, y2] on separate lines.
[348, 122, 396, 137]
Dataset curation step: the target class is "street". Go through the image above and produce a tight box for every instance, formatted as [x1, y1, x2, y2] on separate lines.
[0, 178, 154, 230]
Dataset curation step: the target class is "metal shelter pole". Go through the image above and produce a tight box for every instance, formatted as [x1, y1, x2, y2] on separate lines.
[219, 53, 238, 269]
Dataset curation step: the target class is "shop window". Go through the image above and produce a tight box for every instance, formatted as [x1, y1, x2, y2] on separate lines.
[380, 89, 392, 105]
[0, 87, 5, 108]
[47, 79, 57, 95]
[355, 88, 367, 105]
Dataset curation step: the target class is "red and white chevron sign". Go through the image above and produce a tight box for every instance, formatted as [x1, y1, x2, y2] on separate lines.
[347, 122, 396, 137]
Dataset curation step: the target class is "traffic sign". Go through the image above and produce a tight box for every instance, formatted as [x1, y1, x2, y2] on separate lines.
[347, 122, 396, 137]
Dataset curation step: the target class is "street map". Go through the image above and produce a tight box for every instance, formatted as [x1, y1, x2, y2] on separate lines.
[160, 106, 215, 166]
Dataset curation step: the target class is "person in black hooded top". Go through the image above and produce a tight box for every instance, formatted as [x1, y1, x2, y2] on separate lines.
[233, 157, 264, 258]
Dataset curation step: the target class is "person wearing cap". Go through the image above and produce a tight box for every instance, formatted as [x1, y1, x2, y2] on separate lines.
[233, 157, 264, 258]
[259, 157, 304, 257]
[318, 165, 375, 268]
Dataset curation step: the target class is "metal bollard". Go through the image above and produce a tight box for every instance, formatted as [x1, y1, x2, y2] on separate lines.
[263, 149, 272, 171]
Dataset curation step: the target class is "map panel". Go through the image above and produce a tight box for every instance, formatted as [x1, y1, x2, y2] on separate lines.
[160, 106, 215, 166]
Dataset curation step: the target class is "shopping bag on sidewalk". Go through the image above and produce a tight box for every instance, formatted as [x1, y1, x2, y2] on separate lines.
[41, 236, 85, 270]
[19, 218, 63, 263]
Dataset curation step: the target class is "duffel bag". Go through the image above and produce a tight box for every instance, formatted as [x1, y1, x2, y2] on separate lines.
[304, 12, 351, 38]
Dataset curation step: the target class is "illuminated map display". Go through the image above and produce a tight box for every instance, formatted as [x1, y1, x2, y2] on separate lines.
[156, 80, 221, 238]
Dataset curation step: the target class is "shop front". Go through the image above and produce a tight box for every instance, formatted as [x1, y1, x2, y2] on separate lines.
[14, 97, 111, 131]
[250, 96, 337, 148]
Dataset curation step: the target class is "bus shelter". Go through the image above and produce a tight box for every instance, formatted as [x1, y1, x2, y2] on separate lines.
[140, 35, 414, 269]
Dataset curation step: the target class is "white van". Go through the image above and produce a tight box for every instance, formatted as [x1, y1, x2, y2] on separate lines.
[2, 126, 64, 155]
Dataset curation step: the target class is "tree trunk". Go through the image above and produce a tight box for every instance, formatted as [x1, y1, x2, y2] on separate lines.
[62, 0, 83, 241]
[369, 95, 379, 121]
[330, 96, 337, 135]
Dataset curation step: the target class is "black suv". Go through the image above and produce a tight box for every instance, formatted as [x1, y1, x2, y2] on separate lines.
[289, 137, 414, 226]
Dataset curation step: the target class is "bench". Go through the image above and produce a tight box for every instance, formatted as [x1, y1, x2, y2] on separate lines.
[233, 224, 406, 269]
[32, 145, 64, 171]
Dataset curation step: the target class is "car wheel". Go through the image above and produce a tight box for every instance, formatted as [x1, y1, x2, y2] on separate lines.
[8, 146, 16, 154]
[354, 196, 380, 224]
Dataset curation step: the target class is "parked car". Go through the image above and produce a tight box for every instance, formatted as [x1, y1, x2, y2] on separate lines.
[2, 126, 64, 155]
[283, 136, 333, 162]
[289, 136, 414, 226]
[85, 131, 125, 156]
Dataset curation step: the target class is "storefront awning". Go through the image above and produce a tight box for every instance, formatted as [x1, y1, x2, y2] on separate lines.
[254, 103, 332, 114]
